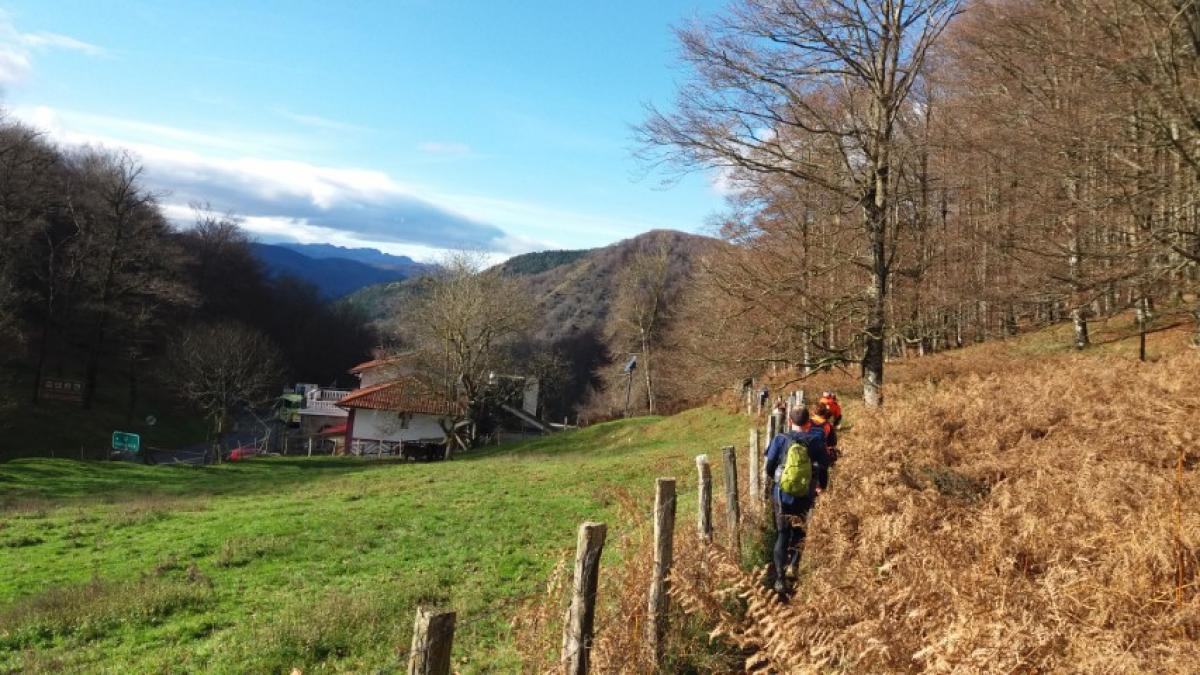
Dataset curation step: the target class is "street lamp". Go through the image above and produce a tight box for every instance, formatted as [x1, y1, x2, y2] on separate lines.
[623, 354, 638, 418]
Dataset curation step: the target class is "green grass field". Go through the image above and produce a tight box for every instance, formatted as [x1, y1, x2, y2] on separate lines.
[0, 408, 743, 673]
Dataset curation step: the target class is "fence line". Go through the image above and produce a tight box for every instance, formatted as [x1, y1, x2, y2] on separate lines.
[386, 391, 807, 672]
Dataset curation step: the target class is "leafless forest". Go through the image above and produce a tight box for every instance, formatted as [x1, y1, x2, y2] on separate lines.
[634, 0, 1200, 410]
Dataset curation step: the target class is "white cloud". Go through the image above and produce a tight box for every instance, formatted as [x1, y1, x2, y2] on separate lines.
[277, 108, 367, 133]
[17, 105, 526, 253]
[708, 166, 750, 197]
[11, 106, 649, 260]
[417, 141, 472, 156]
[0, 14, 104, 86]
[20, 31, 105, 56]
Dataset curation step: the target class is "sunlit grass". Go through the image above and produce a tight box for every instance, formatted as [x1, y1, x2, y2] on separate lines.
[0, 408, 744, 673]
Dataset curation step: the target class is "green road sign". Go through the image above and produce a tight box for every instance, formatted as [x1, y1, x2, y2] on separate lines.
[112, 431, 141, 453]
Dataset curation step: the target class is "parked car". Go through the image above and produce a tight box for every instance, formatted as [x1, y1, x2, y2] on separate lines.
[227, 445, 260, 462]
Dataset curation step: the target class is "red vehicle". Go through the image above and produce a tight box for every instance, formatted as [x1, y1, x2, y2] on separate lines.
[227, 445, 260, 462]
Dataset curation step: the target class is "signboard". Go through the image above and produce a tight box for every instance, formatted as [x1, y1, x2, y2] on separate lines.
[40, 378, 85, 404]
[112, 431, 141, 453]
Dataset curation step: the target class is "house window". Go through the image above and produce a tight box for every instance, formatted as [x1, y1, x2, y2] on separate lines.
[397, 412, 410, 429]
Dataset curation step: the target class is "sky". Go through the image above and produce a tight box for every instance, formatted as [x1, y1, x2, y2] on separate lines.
[0, 1, 730, 262]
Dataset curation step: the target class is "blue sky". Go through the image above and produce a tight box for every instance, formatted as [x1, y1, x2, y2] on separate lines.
[0, 1, 729, 261]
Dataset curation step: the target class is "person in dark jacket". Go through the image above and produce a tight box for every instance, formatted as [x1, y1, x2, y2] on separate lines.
[764, 407, 830, 595]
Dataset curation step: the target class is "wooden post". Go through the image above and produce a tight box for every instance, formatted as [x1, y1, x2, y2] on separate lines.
[696, 455, 713, 542]
[563, 522, 607, 675]
[307, 437, 314, 457]
[722, 446, 740, 554]
[647, 478, 676, 665]
[748, 428, 761, 510]
[407, 607, 456, 675]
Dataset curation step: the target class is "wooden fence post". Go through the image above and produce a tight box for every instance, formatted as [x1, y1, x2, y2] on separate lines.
[307, 437, 314, 457]
[563, 522, 607, 675]
[647, 477, 676, 666]
[408, 607, 456, 675]
[748, 428, 761, 510]
[695, 455, 713, 542]
[722, 446, 740, 554]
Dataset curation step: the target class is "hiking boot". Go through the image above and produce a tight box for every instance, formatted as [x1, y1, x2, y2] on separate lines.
[773, 578, 787, 596]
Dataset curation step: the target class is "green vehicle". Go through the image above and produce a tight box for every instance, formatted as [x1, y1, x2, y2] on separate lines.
[275, 393, 304, 426]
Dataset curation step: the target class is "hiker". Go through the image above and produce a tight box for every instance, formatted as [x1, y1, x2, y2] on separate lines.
[764, 407, 829, 595]
[811, 403, 839, 491]
[820, 391, 843, 428]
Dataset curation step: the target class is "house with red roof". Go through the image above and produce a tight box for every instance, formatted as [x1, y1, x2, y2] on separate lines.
[337, 358, 463, 457]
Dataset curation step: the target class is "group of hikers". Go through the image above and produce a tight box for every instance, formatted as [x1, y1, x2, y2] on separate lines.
[762, 390, 843, 598]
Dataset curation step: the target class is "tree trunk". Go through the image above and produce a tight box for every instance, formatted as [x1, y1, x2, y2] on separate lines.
[31, 317, 51, 405]
[126, 357, 138, 424]
[1071, 307, 1090, 350]
[862, 201, 888, 409]
[641, 330, 655, 415]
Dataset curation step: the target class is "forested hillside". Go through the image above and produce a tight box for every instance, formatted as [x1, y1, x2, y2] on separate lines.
[347, 230, 714, 419]
[0, 124, 377, 458]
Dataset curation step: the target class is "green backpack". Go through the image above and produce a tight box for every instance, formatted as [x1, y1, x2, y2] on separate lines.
[779, 438, 814, 497]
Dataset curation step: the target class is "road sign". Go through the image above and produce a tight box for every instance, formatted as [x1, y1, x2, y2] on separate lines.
[40, 378, 85, 404]
[112, 431, 141, 453]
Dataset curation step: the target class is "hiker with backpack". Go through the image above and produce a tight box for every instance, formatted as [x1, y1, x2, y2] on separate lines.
[819, 391, 843, 428]
[764, 407, 830, 595]
[811, 403, 839, 491]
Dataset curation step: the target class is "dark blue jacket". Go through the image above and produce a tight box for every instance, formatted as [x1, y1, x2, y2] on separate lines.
[764, 428, 829, 514]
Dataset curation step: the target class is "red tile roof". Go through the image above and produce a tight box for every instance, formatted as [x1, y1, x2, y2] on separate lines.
[348, 357, 401, 374]
[337, 378, 462, 416]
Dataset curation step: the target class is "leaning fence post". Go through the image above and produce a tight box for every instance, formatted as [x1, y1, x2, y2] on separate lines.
[695, 455, 713, 542]
[408, 607, 456, 675]
[722, 446, 741, 555]
[647, 477, 676, 666]
[563, 521, 607, 675]
[748, 428, 761, 510]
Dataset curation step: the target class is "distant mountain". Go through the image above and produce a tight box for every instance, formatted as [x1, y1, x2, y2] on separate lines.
[346, 229, 715, 342]
[276, 243, 434, 276]
[250, 243, 411, 299]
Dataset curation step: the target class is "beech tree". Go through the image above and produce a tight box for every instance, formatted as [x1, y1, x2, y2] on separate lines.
[640, 0, 962, 407]
[611, 238, 674, 414]
[405, 251, 534, 431]
[165, 321, 283, 438]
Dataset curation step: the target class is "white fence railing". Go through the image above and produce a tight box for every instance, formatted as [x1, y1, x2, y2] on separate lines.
[300, 389, 351, 416]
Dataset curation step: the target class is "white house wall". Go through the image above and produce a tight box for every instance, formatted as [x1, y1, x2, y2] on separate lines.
[352, 409, 448, 443]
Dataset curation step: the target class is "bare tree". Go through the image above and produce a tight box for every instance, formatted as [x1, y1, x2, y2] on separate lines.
[611, 239, 674, 414]
[165, 321, 283, 440]
[639, 0, 963, 407]
[65, 148, 191, 408]
[405, 251, 534, 437]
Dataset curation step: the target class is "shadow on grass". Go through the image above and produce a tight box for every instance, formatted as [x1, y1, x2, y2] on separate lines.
[0, 456, 408, 507]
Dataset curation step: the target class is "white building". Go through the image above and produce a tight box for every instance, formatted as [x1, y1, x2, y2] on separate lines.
[338, 360, 461, 456]
[294, 384, 350, 436]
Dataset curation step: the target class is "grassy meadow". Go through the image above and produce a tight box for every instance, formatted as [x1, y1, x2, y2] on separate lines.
[0, 408, 744, 673]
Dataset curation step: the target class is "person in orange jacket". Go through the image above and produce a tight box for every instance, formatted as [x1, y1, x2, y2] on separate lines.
[819, 391, 843, 429]
[810, 402, 838, 492]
